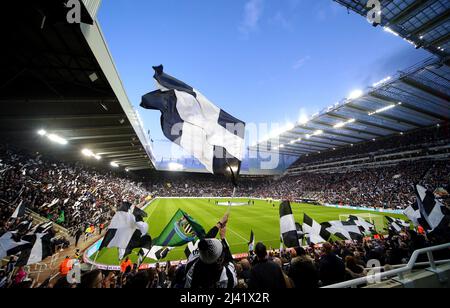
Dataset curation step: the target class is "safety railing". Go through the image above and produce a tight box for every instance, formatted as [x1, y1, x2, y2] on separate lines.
[323, 243, 450, 288]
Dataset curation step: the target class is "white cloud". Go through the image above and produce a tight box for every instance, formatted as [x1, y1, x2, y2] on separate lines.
[239, 0, 264, 36]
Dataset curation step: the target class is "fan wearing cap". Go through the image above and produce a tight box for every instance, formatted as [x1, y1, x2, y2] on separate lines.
[184, 213, 237, 288]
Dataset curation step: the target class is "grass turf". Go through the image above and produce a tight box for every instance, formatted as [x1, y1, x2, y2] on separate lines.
[92, 198, 407, 265]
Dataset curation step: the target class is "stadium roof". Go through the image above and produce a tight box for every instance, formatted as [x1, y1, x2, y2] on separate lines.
[250, 57, 450, 157]
[0, 0, 155, 172]
[333, 0, 450, 58]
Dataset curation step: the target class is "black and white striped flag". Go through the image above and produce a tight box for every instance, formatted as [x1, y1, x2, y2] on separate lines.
[302, 214, 329, 244]
[385, 216, 410, 233]
[414, 184, 448, 234]
[140, 65, 246, 176]
[17, 230, 54, 266]
[322, 220, 363, 241]
[279, 201, 301, 248]
[348, 215, 375, 234]
[141, 246, 173, 261]
[404, 202, 421, 227]
[100, 203, 150, 257]
[0, 232, 30, 260]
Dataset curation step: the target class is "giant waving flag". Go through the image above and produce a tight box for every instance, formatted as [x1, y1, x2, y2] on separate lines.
[153, 210, 206, 247]
[140, 66, 246, 176]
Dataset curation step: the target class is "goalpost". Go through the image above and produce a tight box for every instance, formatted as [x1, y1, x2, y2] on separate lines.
[339, 213, 385, 233]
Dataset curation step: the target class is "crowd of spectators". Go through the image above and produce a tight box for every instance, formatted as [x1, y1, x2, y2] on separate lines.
[1, 132, 449, 289]
[3, 212, 448, 289]
[0, 144, 149, 236]
[255, 161, 450, 209]
[1, 140, 449, 241]
[289, 125, 449, 168]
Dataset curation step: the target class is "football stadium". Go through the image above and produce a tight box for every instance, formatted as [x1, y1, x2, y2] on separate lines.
[0, 0, 449, 295]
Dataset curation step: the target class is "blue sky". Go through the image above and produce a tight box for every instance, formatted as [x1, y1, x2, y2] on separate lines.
[98, 0, 430, 159]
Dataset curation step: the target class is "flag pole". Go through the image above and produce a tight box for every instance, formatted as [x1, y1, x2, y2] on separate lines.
[136, 201, 154, 269]
[91, 250, 100, 269]
[225, 160, 238, 213]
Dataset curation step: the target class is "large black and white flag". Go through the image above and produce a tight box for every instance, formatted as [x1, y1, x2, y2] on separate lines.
[140, 66, 246, 176]
[0, 232, 30, 260]
[404, 202, 421, 227]
[414, 184, 448, 233]
[118, 206, 152, 259]
[385, 216, 410, 233]
[17, 231, 54, 266]
[322, 220, 363, 241]
[11, 201, 27, 219]
[348, 215, 375, 234]
[302, 214, 329, 244]
[100, 202, 149, 255]
[280, 201, 301, 248]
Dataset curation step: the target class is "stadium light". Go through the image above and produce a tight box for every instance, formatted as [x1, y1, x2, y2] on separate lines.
[333, 118, 355, 129]
[348, 89, 363, 100]
[82, 149, 102, 160]
[313, 130, 323, 136]
[368, 104, 396, 116]
[47, 134, 68, 145]
[298, 114, 309, 126]
[37, 129, 47, 136]
[82, 149, 94, 157]
[168, 162, 183, 171]
[383, 27, 399, 37]
[372, 76, 391, 88]
[110, 162, 120, 168]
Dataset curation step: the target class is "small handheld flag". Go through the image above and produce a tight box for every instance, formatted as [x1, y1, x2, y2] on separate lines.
[279, 201, 301, 248]
[248, 230, 255, 252]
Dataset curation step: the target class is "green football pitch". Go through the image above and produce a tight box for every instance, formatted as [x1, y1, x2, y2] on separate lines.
[92, 198, 407, 265]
